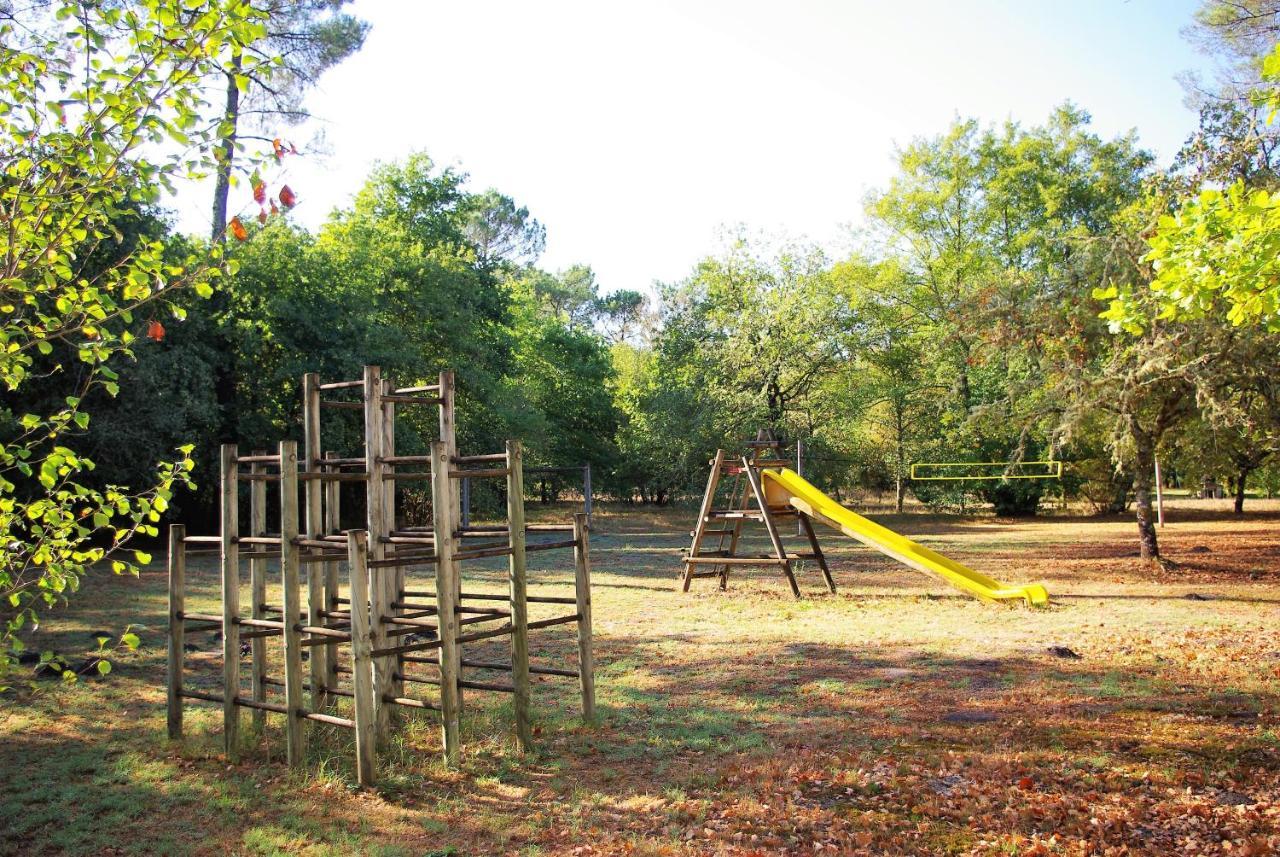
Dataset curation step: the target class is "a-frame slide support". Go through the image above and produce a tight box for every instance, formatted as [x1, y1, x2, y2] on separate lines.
[681, 433, 836, 598]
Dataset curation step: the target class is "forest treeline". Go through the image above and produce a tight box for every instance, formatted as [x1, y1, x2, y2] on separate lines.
[37, 97, 1277, 542]
[4, 0, 1280, 621]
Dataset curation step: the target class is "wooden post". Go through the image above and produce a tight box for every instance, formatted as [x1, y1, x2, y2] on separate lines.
[460, 477, 471, 529]
[347, 530, 377, 787]
[438, 369, 464, 712]
[302, 373, 327, 709]
[363, 366, 392, 741]
[573, 512, 596, 721]
[166, 523, 185, 740]
[249, 453, 268, 730]
[219, 444, 241, 761]
[505, 440, 533, 751]
[323, 450, 342, 697]
[583, 463, 593, 526]
[1155, 456, 1165, 528]
[430, 439, 461, 765]
[382, 377, 403, 701]
[279, 440, 306, 768]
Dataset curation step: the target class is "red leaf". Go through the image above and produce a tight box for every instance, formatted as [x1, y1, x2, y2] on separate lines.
[278, 185, 297, 208]
[252, 181, 266, 205]
[269, 199, 279, 216]
[1017, 776, 1034, 790]
[272, 137, 285, 160]
[257, 208, 268, 225]
[229, 216, 248, 241]
[146, 320, 166, 342]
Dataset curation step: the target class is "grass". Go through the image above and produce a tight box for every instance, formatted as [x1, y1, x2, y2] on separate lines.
[2, 497, 1279, 854]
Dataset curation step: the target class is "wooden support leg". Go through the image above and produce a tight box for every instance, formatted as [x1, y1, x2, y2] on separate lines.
[302, 374, 328, 710]
[167, 524, 185, 740]
[799, 513, 836, 594]
[382, 378, 403, 703]
[323, 451, 342, 700]
[682, 449, 725, 591]
[219, 445, 241, 760]
[280, 440, 306, 768]
[430, 440, 461, 765]
[363, 366, 393, 743]
[249, 454, 268, 730]
[347, 530, 377, 787]
[742, 458, 800, 598]
[505, 440, 533, 751]
[573, 512, 596, 721]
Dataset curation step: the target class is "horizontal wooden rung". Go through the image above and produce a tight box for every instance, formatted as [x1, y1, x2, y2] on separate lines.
[234, 454, 281, 464]
[317, 379, 362, 390]
[380, 454, 431, 465]
[381, 395, 444, 406]
[383, 694, 441, 711]
[448, 468, 510, 479]
[177, 689, 224, 704]
[527, 614, 581, 631]
[525, 538, 578, 553]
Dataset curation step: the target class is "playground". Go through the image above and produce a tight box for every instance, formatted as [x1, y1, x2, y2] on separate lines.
[3, 497, 1278, 855]
[8, 4, 1280, 855]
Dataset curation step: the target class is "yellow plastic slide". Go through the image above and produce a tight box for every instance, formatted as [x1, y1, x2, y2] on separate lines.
[761, 468, 1049, 607]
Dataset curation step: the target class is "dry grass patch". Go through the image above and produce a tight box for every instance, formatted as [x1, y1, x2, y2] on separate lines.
[2, 499, 1279, 855]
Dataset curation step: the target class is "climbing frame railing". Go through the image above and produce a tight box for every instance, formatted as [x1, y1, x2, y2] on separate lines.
[166, 366, 596, 786]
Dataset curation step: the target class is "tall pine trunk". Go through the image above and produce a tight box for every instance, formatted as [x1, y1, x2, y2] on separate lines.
[209, 60, 242, 451]
[210, 58, 241, 241]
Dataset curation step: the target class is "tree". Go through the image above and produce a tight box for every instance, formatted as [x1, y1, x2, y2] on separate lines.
[868, 106, 1153, 520]
[829, 259, 942, 512]
[0, 1, 269, 683]
[463, 189, 546, 268]
[210, 0, 368, 240]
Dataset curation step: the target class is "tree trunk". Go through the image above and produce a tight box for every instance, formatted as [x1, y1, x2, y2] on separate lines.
[1131, 430, 1160, 561]
[1234, 465, 1250, 515]
[211, 58, 241, 242]
[894, 404, 906, 513]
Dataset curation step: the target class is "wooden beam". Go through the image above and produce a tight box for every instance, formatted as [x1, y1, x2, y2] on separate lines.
[219, 445, 241, 760]
[347, 530, 377, 787]
[573, 512, 596, 721]
[302, 374, 328, 709]
[505, 440, 532, 751]
[280, 440, 306, 767]
[249, 452, 268, 731]
[166, 524, 185, 740]
[363, 365, 392, 743]
[682, 448, 725, 591]
[430, 439, 462, 765]
[742, 457, 801, 598]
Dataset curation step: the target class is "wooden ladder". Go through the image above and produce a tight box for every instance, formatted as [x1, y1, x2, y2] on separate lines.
[681, 432, 836, 597]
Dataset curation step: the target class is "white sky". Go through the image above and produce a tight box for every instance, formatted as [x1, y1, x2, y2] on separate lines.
[174, 0, 1216, 296]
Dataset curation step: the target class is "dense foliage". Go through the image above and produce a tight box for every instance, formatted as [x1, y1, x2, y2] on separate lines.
[0, 1, 270, 684]
[7, 1, 1280, 683]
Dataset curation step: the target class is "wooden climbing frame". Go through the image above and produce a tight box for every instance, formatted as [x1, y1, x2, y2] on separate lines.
[165, 365, 596, 786]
